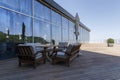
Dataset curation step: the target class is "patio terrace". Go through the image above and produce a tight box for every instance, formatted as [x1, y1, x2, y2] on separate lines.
[1, 43, 120, 80]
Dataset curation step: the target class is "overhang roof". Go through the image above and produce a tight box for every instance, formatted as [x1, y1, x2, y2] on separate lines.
[37, 0, 90, 32]
[40, 0, 75, 20]
[79, 22, 91, 32]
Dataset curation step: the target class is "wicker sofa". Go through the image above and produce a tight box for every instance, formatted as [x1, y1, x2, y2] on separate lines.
[51, 43, 81, 67]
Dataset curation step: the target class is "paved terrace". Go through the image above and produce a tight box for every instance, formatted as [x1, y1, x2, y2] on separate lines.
[1, 43, 120, 80]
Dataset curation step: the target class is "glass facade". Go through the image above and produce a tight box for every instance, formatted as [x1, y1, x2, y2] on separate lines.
[0, 0, 90, 59]
[0, 0, 89, 59]
[62, 17, 69, 42]
[69, 21, 75, 43]
[0, 8, 32, 43]
[51, 10, 61, 44]
[0, 0, 32, 15]
[78, 25, 90, 43]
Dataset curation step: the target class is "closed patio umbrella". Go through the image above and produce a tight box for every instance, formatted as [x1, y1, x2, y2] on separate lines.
[74, 13, 80, 42]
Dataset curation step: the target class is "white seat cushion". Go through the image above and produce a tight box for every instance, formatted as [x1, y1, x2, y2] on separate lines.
[57, 52, 65, 56]
[56, 52, 67, 58]
[35, 53, 42, 59]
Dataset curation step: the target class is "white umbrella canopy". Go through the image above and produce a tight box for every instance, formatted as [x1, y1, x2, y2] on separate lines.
[74, 13, 80, 42]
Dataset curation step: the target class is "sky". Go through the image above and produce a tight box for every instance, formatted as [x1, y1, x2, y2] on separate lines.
[54, 0, 120, 42]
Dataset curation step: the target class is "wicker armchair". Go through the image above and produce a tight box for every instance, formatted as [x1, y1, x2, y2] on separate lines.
[17, 45, 46, 68]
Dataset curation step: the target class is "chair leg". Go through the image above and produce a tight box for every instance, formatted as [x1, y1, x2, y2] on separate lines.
[66, 60, 70, 67]
[67, 63, 70, 67]
[52, 59, 55, 65]
[33, 62, 37, 69]
[77, 54, 80, 57]
[19, 61, 22, 67]
[43, 59, 46, 64]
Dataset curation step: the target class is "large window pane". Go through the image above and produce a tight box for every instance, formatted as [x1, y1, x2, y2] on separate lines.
[34, 19, 51, 43]
[0, 0, 20, 11]
[51, 10, 61, 43]
[10, 12, 32, 43]
[52, 25, 61, 44]
[0, 8, 10, 42]
[69, 21, 75, 43]
[44, 6, 50, 21]
[34, 1, 50, 21]
[34, 1, 44, 19]
[19, 0, 32, 15]
[52, 10, 61, 26]
[0, 8, 32, 43]
[0, 0, 32, 15]
[62, 17, 68, 41]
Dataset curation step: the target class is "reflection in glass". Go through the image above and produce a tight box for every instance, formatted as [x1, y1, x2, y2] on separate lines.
[52, 25, 61, 43]
[34, 0, 50, 21]
[52, 10, 61, 25]
[69, 21, 75, 43]
[0, 8, 10, 42]
[0, 8, 32, 43]
[34, 19, 50, 44]
[0, 0, 32, 15]
[51, 10, 62, 43]
[0, 0, 89, 44]
[62, 17, 69, 42]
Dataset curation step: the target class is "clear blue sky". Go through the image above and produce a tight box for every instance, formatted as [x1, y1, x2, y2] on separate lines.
[54, 0, 120, 42]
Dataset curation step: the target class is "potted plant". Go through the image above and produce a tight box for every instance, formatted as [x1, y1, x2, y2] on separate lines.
[107, 38, 114, 47]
